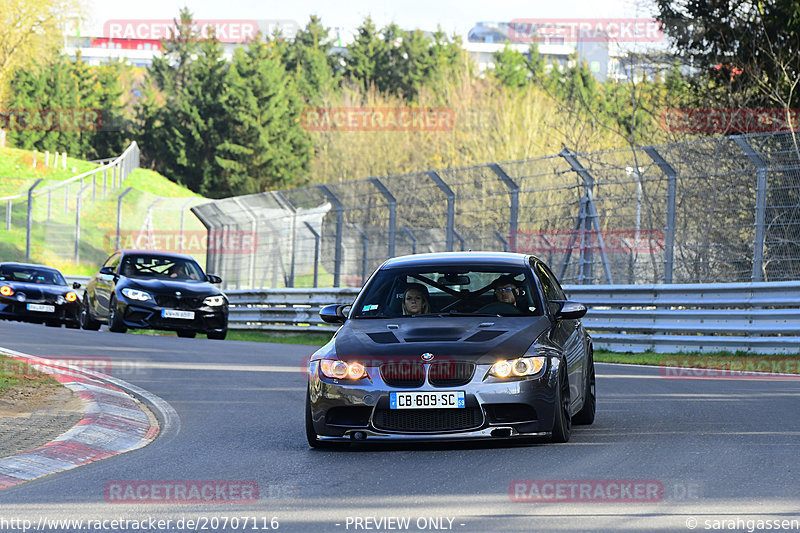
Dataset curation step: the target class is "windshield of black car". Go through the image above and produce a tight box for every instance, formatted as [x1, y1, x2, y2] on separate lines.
[350, 266, 542, 318]
[0, 267, 66, 285]
[120, 256, 204, 280]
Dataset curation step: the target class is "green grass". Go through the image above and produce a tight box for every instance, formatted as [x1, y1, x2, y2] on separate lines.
[0, 355, 59, 395]
[128, 328, 334, 345]
[0, 145, 206, 273]
[595, 348, 800, 373]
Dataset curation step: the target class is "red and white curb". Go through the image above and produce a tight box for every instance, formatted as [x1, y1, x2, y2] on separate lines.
[0, 348, 177, 491]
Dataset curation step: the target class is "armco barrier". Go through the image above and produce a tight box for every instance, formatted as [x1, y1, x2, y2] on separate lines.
[66, 277, 800, 354]
[565, 281, 800, 354]
[226, 282, 800, 353]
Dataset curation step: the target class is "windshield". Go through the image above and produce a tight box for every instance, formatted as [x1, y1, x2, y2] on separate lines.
[351, 265, 542, 318]
[0, 266, 66, 285]
[120, 255, 204, 280]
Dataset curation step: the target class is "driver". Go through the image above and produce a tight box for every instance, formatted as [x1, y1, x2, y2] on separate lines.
[492, 275, 522, 307]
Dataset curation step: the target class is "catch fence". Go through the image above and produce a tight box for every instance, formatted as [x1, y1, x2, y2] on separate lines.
[192, 131, 800, 289]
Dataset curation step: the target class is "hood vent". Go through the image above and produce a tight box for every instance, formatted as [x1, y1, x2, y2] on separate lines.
[464, 330, 505, 343]
[366, 332, 400, 344]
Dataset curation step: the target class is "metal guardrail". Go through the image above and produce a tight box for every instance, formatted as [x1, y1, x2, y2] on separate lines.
[65, 277, 800, 353]
[566, 281, 800, 354]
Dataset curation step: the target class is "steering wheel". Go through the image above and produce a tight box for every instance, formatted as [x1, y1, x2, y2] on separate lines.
[475, 301, 522, 315]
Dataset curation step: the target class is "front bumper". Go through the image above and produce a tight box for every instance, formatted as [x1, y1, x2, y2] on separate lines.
[307, 358, 561, 441]
[118, 300, 228, 333]
[0, 299, 80, 326]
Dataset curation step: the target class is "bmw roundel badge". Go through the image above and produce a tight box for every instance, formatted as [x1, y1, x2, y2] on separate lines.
[421, 353, 434, 361]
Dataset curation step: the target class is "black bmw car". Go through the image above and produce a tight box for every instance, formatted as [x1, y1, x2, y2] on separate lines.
[0, 262, 82, 328]
[306, 252, 595, 446]
[81, 250, 228, 339]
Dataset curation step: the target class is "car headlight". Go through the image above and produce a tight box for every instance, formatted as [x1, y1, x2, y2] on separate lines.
[0, 286, 13, 297]
[56, 295, 65, 305]
[65, 292, 77, 302]
[489, 356, 546, 378]
[203, 295, 226, 306]
[320, 360, 367, 380]
[121, 288, 152, 301]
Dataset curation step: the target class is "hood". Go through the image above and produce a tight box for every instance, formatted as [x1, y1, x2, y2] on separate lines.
[6, 282, 72, 298]
[125, 278, 221, 297]
[332, 316, 551, 365]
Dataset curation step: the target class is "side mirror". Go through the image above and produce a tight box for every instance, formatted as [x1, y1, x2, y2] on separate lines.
[99, 266, 115, 276]
[206, 274, 222, 284]
[554, 301, 587, 320]
[320, 304, 349, 324]
[72, 282, 81, 289]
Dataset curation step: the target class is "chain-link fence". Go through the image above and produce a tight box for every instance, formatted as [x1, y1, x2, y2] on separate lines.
[1, 142, 206, 272]
[192, 130, 800, 289]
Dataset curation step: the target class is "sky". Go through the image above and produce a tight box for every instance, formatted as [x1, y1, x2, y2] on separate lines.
[84, 0, 661, 42]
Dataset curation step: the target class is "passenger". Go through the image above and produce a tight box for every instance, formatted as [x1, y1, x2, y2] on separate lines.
[169, 263, 187, 278]
[492, 275, 522, 307]
[402, 283, 431, 316]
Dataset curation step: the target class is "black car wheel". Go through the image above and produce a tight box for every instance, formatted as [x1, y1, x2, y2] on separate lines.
[550, 361, 572, 443]
[108, 295, 127, 333]
[177, 330, 196, 338]
[573, 351, 596, 426]
[207, 329, 227, 340]
[80, 295, 101, 331]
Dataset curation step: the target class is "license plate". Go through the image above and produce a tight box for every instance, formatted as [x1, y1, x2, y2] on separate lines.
[162, 309, 195, 320]
[27, 303, 54, 313]
[390, 391, 465, 409]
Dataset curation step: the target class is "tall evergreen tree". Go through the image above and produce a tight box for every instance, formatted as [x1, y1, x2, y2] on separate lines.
[215, 40, 312, 196]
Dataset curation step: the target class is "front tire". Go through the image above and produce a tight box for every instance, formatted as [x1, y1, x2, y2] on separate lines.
[306, 388, 334, 449]
[550, 361, 572, 443]
[573, 351, 596, 425]
[108, 295, 127, 333]
[80, 295, 101, 331]
[207, 329, 227, 340]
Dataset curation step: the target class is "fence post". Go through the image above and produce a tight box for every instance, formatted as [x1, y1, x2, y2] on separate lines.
[103, 168, 108, 198]
[317, 185, 344, 287]
[5, 199, 10, 230]
[304, 221, 320, 288]
[178, 198, 194, 253]
[369, 177, 397, 259]
[115, 187, 133, 250]
[494, 230, 508, 252]
[733, 136, 768, 282]
[426, 171, 455, 251]
[64, 183, 69, 214]
[74, 182, 90, 264]
[26, 179, 43, 261]
[274, 191, 297, 288]
[490, 163, 519, 252]
[232, 198, 257, 289]
[558, 148, 613, 284]
[643, 146, 678, 283]
[355, 226, 369, 284]
[401, 226, 418, 254]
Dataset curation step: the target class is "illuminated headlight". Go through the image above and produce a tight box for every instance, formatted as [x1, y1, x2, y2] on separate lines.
[0, 286, 13, 297]
[203, 295, 226, 307]
[65, 292, 77, 302]
[121, 288, 152, 301]
[489, 356, 546, 378]
[320, 360, 367, 380]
